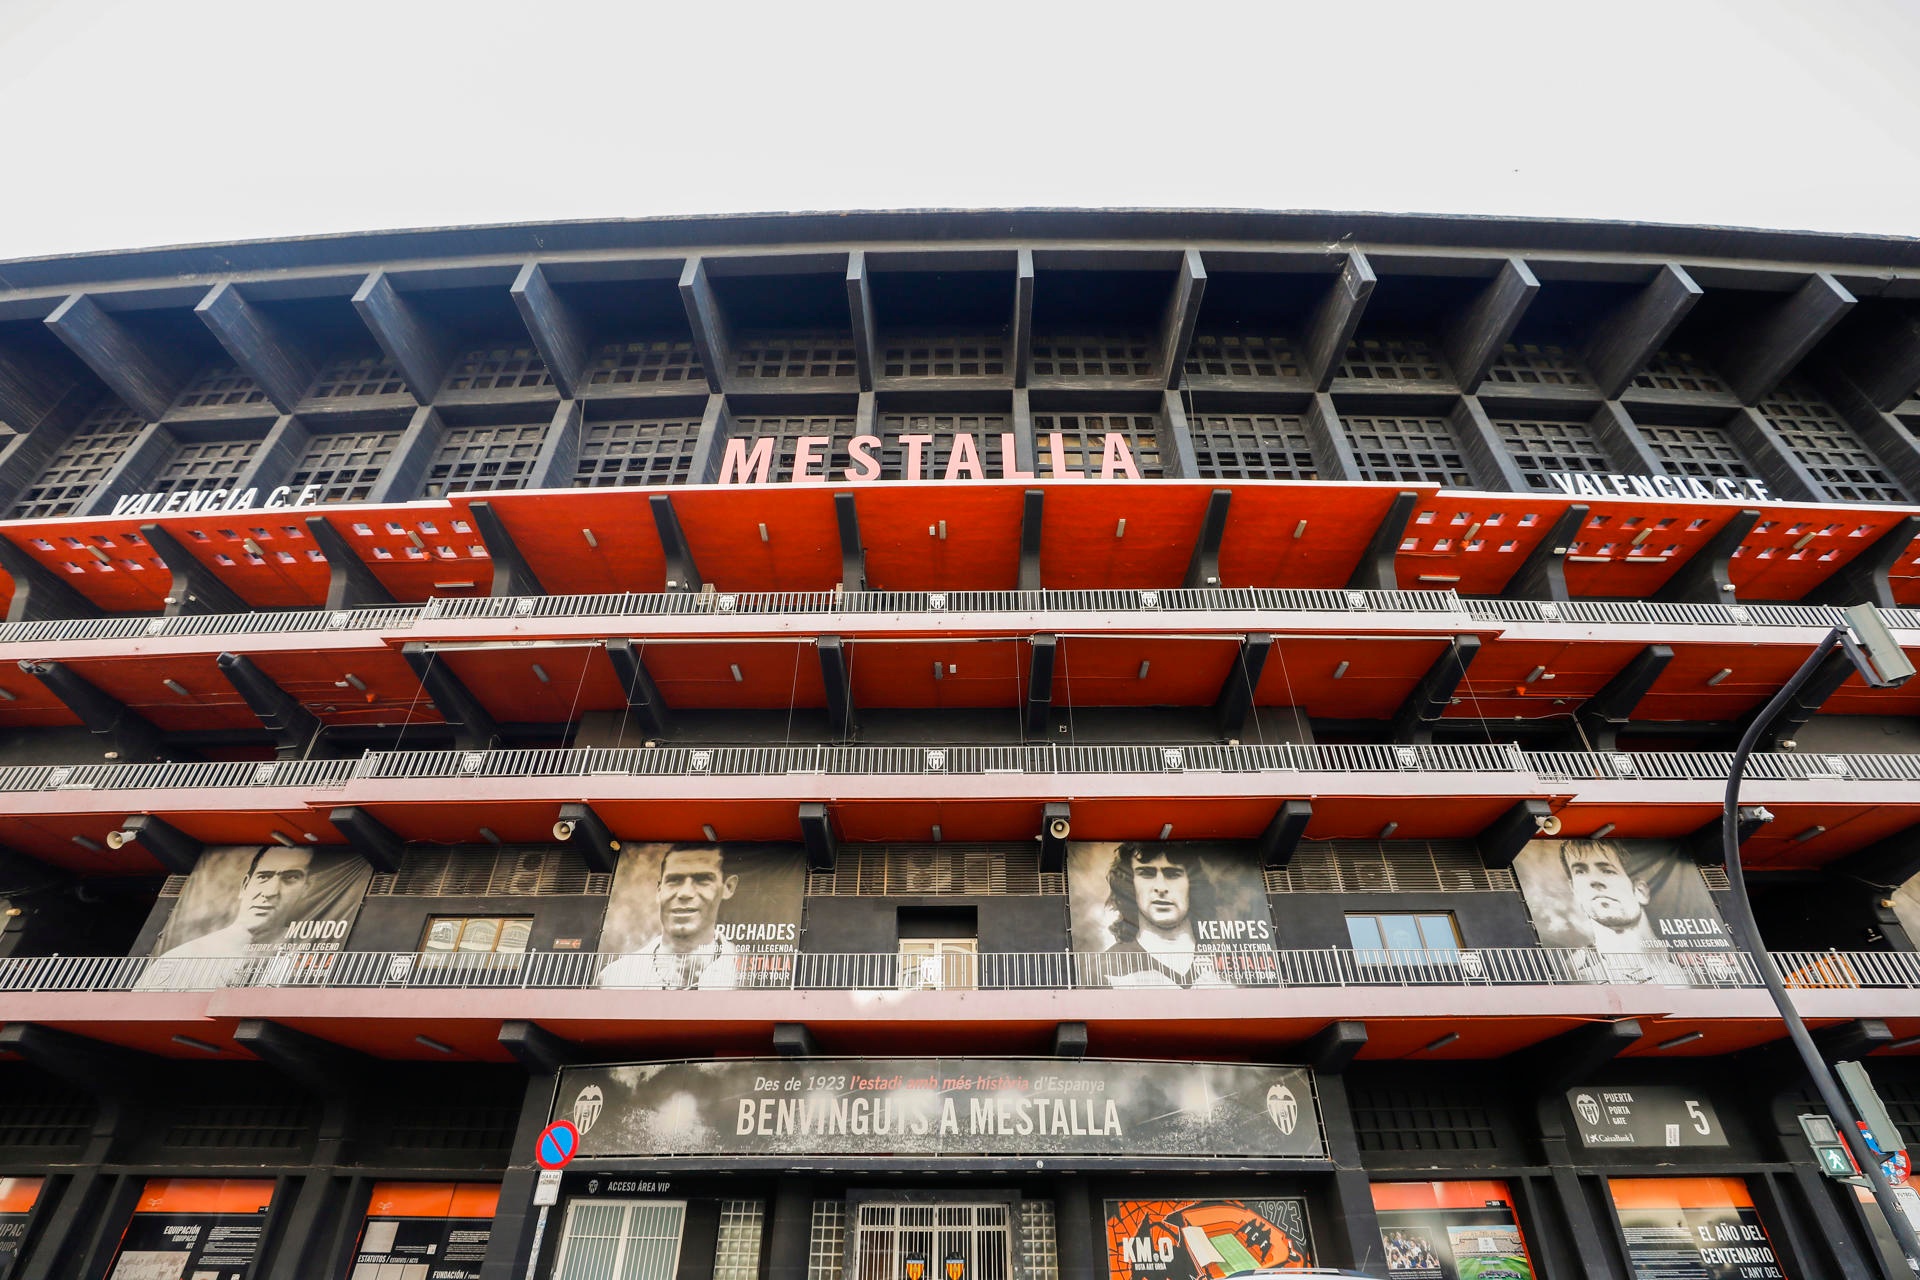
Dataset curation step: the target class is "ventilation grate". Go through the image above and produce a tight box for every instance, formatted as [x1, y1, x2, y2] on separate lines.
[1632, 350, 1728, 394]
[289, 427, 400, 503]
[1350, 1083, 1500, 1152]
[150, 436, 260, 496]
[1637, 421, 1757, 482]
[174, 364, 270, 410]
[424, 422, 550, 496]
[376, 848, 606, 897]
[1185, 334, 1301, 379]
[1699, 866, 1731, 891]
[11, 400, 148, 519]
[875, 414, 1014, 480]
[370, 1101, 519, 1152]
[1189, 413, 1317, 480]
[1484, 342, 1592, 388]
[1031, 413, 1163, 477]
[0, 1088, 95, 1148]
[1760, 381, 1908, 503]
[881, 340, 1006, 378]
[1339, 337, 1451, 382]
[1266, 842, 1516, 894]
[734, 334, 857, 379]
[575, 418, 704, 487]
[1495, 417, 1615, 491]
[587, 339, 704, 386]
[445, 344, 553, 391]
[309, 355, 409, 399]
[1345, 414, 1474, 486]
[1032, 336, 1154, 377]
[808, 845, 1062, 897]
[161, 1103, 315, 1150]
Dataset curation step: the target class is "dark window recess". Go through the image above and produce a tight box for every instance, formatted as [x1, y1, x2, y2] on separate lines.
[1189, 413, 1317, 481]
[1632, 350, 1729, 394]
[10, 401, 148, 519]
[880, 340, 1006, 378]
[1338, 337, 1451, 383]
[444, 344, 553, 392]
[874, 414, 1014, 480]
[289, 428, 400, 503]
[366, 1100, 519, 1152]
[1636, 421, 1757, 482]
[308, 354, 409, 400]
[1030, 336, 1154, 377]
[1484, 342, 1593, 388]
[733, 334, 857, 380]
[1345, 414, 1474, 486]
[1350, 1083, 1501, 1152]
[725, 417, 859, 479]
[1267, 842, 1517, 893]
[898, 905, 979, 939]
[174, 363, 270, 410]
[1031, 413, 1164, 477]
[807, 845, 1063, 897]
[1496, 417, 1615, 491]
[423, 423, 549, 496]
[161, 1103, 316, 1150]
[150, 437, 261, 497]
[1185, 334, 1301, 379]
[587, 339, 704, 386]
[1759, 381, 1908, 503]
[0, 1088, 95, 1148]
[372, 847, 607, 897]
[575, 418, 704, 487]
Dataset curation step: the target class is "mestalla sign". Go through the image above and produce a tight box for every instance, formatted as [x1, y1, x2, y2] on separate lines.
[551, 1058, 1323, 1160]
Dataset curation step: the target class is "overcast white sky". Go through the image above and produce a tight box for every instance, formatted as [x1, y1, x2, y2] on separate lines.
[2, 0, 1917, 261]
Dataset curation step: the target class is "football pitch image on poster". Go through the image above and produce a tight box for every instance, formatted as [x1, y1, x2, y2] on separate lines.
[1104, 1199, 1314, 1278]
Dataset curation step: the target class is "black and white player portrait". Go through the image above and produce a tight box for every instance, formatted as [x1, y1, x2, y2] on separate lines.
[142, 845, 373, 986]
[1513, 838, 1733, 983]
[599, 843, 804, 989]
[1067, 841, 1277, 988]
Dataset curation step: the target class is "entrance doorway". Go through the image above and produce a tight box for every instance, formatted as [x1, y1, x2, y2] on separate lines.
[852, 1202, 1012, 1280]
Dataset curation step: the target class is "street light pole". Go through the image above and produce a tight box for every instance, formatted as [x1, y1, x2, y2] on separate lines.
[1717, 608, 1920, 1274]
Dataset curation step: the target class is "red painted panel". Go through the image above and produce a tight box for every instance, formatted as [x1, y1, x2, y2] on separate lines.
[436, 645, 628, 724]
[247, 648, 444, 727]
[1220, 484, 1435, 588]
[329, 506, 495, 602]
[0, 524, 174, 612]
[1058, 636, 1239, 708]
[856, 484, 1026, 590]
[1252, 637, 1450, 720]
[640, 640, 826, 708]
[61, 654, 254, 732]
[1039, 483, 1216, 588]
[847, 638, 1027, 710]
[1733, 507, 1916, 602]
[1450, 639, 1647, 722]
[455, 490, 668, 594]
[662, 487, 844, 592]
[1393, 494, 1563, 595]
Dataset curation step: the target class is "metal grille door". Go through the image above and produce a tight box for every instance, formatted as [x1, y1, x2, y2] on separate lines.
[852, 1203, 1011, 1280]
[552, 1199, 687, 1280]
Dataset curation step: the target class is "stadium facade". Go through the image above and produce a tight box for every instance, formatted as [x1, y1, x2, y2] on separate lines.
[2, 210, 1920, 1277]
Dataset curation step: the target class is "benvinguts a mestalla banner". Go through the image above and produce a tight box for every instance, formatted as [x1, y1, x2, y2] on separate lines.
[552, 1059, 1323, 1160]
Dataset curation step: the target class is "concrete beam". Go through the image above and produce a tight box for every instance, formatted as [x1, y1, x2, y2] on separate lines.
[468, 500, 544, 598]
[1389, 635, 1481, 743]
[649, 493, 703, 592]
[678, 258, 731, 394]
[195, 283, 316, 413]
[799, 802, 836, 874]
[509, 263, 591, 398]
[773, 1023, 820, 1058]
[1683, 805, 1773, 868]
[499, 1020, 577, 1074]
[0, 535, 103, 624]
[1505, 1018, 1642, 1093]
[1653, 509, 1760, 604]
[1831, 822, 1920, 888]
[232, 1019, 371, 1096]
[141, 523, 248, 616]
[1346, 491, 1419, 591]
[303, 516, 396, 611]
[555, 802, 619, 876]
[400, 642, 500, 751]
[1161, 248, 1207, 389]
[350, 272, 450, 403]
[1477, 798, 1553, 870]
[1256, 800, 1314, 869]
[846, 251, 877, 392]
[1018, 488, 1044, 591]
[603, 639, 672, 739]
[44, 294, 188, 421]
[1303, 1020, 1368, 1074]
[1708, 273, 1855, 405]
[327, 806, 403, 875]
[1215, 632, 1271, 740]
[1182, 487, 1231, 590]
[1026, 634, 1056, 738]
[1040, 801, 1070, 876]
[1573, 644, 1674, 751]
[1442, 257, 1539, 392]
[20, 659, 167, 762]
[1805, 516, 1920, 609]
[1498, 504, 1587, 603]
[0, 1023, 159, 1098]
[112, 814, 201, 876]
[1304, 251, 1376, 391]
[819, 636, 855, 740]
[215, 652, 326, 758]
[1012, 249, 1035, 389]
[834, 491, 866, 591]
[1583, 264, 1702, 399]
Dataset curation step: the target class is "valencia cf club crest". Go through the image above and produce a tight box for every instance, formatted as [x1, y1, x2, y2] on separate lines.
[944, 1254, 965, 1280]
[572, 1085, 604, 1134]
[1266, 1083, 1298, 1136]
[903, 1255, 926, 1280]
[1575, 1093, 1602, 1127]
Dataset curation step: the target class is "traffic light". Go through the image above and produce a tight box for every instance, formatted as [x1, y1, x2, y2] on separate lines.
[1801, 1113, 1861, 1181]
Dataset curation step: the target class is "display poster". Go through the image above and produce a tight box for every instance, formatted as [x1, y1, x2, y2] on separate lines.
[1371, 1182, 1536, 1279]
[1513, 839, 1736, 983]
[104, 1179, 275, 1280]
[349, 1182, 499, 1280]
[1067, 842, 1278, 988]
[1609, 1178, 1787, 1280]
[0, 1177, 43, 1278]
[1103, 1199, 1314, 1278]
[599, 843, 805, 989]
[1567, 1086, 1727, 1150]
[553, 1057, 1323, 1159]
[141, 845, 373, 986]
[1886, 873, 1920, 952]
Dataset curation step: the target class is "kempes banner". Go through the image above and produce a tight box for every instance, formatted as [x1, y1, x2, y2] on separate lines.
[599, 843, 805, 989]
[1512, 839, 1735, 983]
[1104, 1199, 1315, 1278]
[148, 845, 373, 961]
[552, 1058, 1322, 1159]
[1067, 842, 1278, 988]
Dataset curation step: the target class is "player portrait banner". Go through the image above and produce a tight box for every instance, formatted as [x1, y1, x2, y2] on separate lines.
[552, 1058, 1322, 1160]
[1512, 838, 1735, 982]
[1104, 1199, 1314, 1278]
[149, 845, 372, 959]
[1067, 841, 1278, 988]
[599, 842, 804, 989]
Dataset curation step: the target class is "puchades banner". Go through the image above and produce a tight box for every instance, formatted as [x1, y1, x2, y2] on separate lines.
[1067, 842, 1278, 988]
[1104, 1199, 1315, 1278]
[149, 845, 373, 959]
[552, 1058, 1322, 1159]
[1512, 838, 1735, 983]
[598, 843, 805, 989]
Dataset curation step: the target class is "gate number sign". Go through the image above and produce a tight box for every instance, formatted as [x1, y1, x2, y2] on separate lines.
[536, 1120, 580, 1170]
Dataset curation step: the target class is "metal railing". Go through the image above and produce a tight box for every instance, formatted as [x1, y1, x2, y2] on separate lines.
[0, 605, 421, 646]
[0, 946, 1790, 994]
[1464, 599, 1920, 631]
[0, 743, 1916, 794]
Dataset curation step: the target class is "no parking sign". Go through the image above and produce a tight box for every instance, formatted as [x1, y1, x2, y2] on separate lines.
[536, 1119, 580, 1170]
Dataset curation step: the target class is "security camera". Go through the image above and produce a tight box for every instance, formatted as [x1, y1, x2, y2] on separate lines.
[1536, 814, 1563, 836]
[1047, 816, 1071, 841]
[552, 819, 576, 842]
[105, 830, 133, 849]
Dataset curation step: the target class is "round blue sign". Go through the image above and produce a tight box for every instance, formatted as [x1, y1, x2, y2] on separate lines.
[537, 1119, 579, 1169]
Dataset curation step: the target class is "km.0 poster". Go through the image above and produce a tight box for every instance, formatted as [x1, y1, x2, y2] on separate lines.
[1104, 1199, 1314, 1278]
[146, 844, 373, 972]
[1609, 1178, 1787, 1280]
[1068, 842, 1278, 988]
[1513, 839, 1735, 983]
[104, 1179, 275, 1280]
[350, 1182, 498, 1280]
[553, 1058, 1323, 1160]
[599, 843, 805, 989]
[1372, 1182, 1536, 1280]
[0, 1177, 41, 1278]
